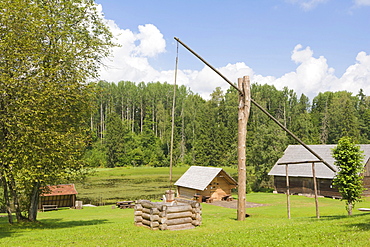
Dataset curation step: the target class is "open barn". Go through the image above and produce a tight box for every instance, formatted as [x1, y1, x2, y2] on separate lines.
[174, 166, 237, 202]
[38, 184, 78, 210]
[268, 145, 370, 198]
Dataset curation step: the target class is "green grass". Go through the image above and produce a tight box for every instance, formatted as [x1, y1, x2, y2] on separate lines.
[1, 167, 370, 246]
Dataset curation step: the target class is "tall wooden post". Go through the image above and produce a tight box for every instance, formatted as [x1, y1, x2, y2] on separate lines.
[237, 76, 251, 221]
[286, 164, 291, 219]
[312, 162, 320, 219]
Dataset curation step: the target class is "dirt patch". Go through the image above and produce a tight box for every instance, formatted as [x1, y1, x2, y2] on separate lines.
[208, 200, 267, 209]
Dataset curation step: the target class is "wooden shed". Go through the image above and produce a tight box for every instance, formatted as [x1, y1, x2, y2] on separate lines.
[38, 184, 78, 209]
[268, 145, 370, 198]
[174, 166, 237, 202]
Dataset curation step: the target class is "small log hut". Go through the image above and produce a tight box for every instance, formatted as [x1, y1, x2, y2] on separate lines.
[268, 144, 370, 198]
[38, 184, 78, 209]
[134, 199, 202, 230]
[174, 166, 237, 202]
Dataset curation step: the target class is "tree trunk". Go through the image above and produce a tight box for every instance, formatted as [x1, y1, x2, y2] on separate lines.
[121, 97, 124, 121]
[132, 105, 135, 132]
[126, 101, 129, 122]
[0, 173, 13, 224]
[28, 182, 40, 222]
[237, 76, 251, 221]
[347, 202, 353, 216]
[140, 100, 143, 133]
[100, 100, 103, 141]
[152, 102, 155, 132]
[8, 175, 26, 222]
[180, 105, 185, 163]
[90, 112, 93, 132]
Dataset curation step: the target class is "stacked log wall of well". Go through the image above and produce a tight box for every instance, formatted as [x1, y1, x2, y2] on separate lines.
[134, 199, 202, 230]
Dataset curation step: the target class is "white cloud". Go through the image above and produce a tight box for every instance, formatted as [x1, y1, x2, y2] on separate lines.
[98, 4, 166, 83]
[97, 5, 370, 100]
[291, 44, 313, 63]
[268, 44, 338, 97]
[178, 62, 255, 99]
[134, 24, 166, 57]
[258, 45, 370, 99]
[354, 0, 370, 6]
[287, 0, 328, 11]
[338, 51, 370, 93]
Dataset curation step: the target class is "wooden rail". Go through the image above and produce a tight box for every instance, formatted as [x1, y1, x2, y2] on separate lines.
[42, 205, 58, 212]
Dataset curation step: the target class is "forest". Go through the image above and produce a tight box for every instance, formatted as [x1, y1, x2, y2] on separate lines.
[85, 80, 370, 190]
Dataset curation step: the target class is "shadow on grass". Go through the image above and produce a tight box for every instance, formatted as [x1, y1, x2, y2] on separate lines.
[319, 212, 370, 220]
[346, 222, 370, 231]
[0, 216, 109, 239]
[318, 213, 370, 231]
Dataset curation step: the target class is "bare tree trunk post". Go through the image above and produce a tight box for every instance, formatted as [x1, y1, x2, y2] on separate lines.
[312, 162, 320, 219]
[169, 42, 179, 192]
[286, 164, 291, 219]
[237, 76, 251, 221]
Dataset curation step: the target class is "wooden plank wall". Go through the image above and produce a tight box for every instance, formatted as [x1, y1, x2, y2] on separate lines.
[364, 161, 370, 177]
[178, 187, 197, 199]
[38, 195, 76, 209]
[273, 176, 342, 198]
[177, 176, 234, 201]
[363, 176, 370, 197]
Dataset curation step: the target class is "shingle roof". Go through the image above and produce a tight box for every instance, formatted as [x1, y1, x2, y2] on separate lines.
[268, 144, 370, 179]
[41, 184, 78, 196]
[174, 166, 237, 191]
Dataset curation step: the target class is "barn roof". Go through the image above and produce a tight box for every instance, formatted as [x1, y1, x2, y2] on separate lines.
[268, 144, 370, 179]
[41, 184, 78, 197]
[174, 166, 237, 191]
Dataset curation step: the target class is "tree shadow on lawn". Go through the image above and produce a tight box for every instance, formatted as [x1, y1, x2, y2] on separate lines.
[319, 213, 370, 231]
[346, 222, 370, 231]
[0, 217, 109, 239]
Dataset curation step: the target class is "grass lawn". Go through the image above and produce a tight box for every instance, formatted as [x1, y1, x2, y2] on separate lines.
[1, 167, 370, 246]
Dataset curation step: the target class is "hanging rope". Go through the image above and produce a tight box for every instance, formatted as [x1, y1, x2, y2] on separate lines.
[169, 41, 179, 190]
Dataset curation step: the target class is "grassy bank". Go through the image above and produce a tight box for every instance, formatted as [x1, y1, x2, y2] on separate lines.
[1, 167, 370, 246]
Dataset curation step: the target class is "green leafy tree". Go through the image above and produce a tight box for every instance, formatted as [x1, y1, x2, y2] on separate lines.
[327, 92, 360, 143]
[0, 0, 113, 222]
[356, 89, 370, 143]
[332, 137, 365, 216]
[105, 112, 127, 167]
[83, 141, 107, 168]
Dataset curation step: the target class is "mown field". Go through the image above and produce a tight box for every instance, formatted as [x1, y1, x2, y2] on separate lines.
[1, 167, 370, 246]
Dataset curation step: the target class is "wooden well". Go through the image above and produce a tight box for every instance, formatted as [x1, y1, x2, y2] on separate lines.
[134, 199, 202, 231]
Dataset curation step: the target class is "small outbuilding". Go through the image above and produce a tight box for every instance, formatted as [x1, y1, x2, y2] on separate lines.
[38, 184, 78, 209]
[174, 166, 237, 202]
[268, 144, 370, 198]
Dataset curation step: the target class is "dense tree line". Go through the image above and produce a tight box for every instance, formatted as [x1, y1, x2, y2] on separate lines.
[85, 81, 370, 190]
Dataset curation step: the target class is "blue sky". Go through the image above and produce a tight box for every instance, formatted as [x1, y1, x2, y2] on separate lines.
[95, 0, 370, 99]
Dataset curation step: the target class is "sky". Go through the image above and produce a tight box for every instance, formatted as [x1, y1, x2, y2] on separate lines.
[95, 0, 370, 100]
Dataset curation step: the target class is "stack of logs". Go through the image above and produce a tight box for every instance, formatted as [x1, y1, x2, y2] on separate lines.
[134, 199, 202, 230]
